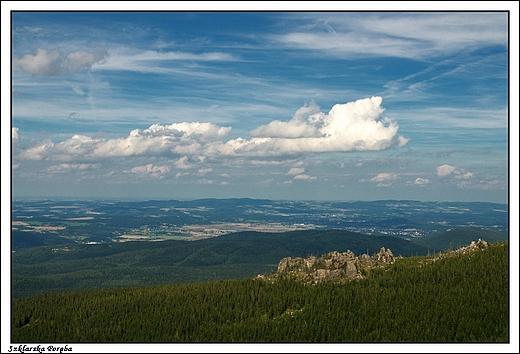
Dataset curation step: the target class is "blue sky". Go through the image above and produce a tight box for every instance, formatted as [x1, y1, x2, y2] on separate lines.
[5, 8, 515, 203]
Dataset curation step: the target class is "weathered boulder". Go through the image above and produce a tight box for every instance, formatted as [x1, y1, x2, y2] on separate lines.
[274, 247, 397, 285]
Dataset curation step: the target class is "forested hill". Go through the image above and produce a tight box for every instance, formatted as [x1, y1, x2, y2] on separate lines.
[12, 229, 429, 299]
[11, 242, 508, 343]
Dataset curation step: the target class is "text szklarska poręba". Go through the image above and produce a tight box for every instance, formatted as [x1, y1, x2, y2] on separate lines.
[8, 345, 72, 353]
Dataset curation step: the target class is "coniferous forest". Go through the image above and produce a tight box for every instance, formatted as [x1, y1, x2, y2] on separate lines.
[11, 242, 508, 343]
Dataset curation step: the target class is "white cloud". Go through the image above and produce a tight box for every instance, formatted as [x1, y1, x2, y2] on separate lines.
[18, 140, 55, 161]
[15, 123, 231, 162]
[370, 173, 398, 183]
[276, 13, 507, 60]
[249, 160, 295, 166]
[14, 48, 107, 76]
[293, 174, 317, 181]
[455, 172, 473, 179]
[175, 171, 189, 178]
[437, 164, 456, 177]
[46, 163, 100, 172]
[397, 136, 409, 148]
[198, 168, 213, 175]
[396, 107, 508, 129]
[287, 167, 306, 176]
[96, 49, 238, 73]
[124, 50, 237, 62]
[437, 164, 474, 180]
[12, 127, 19, 141]
[174, 156, 194, 170]
[250, 101, 321, 138]
[414, 178, 430, 185]
[217, 97, 406, 156]
[14, 97, 407, 164]
[130, 163, 170, 178]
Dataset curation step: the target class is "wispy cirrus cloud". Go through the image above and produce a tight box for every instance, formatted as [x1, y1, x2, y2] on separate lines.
[274, 12, 507, 60]
[93, 48, 239, 74]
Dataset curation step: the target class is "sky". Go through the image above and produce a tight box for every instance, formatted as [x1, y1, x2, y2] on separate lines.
[5, 6, 517, 203]
[2, 5, 520, 352]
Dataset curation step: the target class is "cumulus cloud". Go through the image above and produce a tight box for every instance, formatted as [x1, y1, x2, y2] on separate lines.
[364, 173, 399, 187]
[12, 127, 20, 140]
[437, 164, 456, 177]
[397, 136, 409, 147]
[14, 48, 107, 75]
[16, 122, 231, 162]
[370, 173, 398, 183]
[250, 101, 322, 138]
[286, 167, 306, 176]
[19, 140, 55, 161]
[414, 178, 430, 185]
[174, 156, 195, 170]
[293, 174, 317, 181]
[455, 172, 473, 179]
[14, 97, 407, 165]
[217, 97, 406, 156]
[436, 164, 473, 180]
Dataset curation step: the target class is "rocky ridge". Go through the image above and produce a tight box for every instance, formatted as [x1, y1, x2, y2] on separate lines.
[262, 246, 397, 285]
[260, 239, 490, 285]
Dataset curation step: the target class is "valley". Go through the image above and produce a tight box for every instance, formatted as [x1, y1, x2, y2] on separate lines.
[11, 198, 508, 248]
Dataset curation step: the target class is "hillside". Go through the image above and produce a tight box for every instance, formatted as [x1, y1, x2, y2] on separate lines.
[12, 229, 429, 299]
[411, 227, 507, 251]
[11, 241, 508, 342]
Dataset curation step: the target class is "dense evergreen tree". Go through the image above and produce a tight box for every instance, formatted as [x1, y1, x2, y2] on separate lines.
[12, 242, 508, 343]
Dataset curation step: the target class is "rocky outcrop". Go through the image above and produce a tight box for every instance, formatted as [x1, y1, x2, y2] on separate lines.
[274, 247, 397, 285]
[433, 238, 489, 260]
[264, 239, 490, 285]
